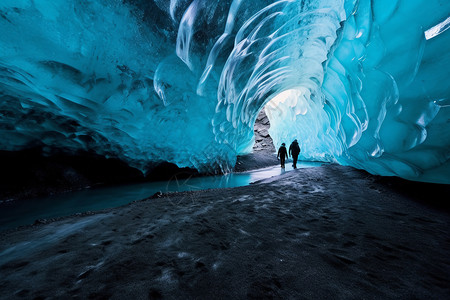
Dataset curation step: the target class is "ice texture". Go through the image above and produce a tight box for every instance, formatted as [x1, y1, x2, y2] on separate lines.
[0, 0, 449, 183]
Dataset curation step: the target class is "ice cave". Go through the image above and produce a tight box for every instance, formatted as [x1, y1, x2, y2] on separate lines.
[0, 0, 449, 184]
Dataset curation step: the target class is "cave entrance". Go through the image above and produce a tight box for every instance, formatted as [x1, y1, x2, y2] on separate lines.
[252, 107, 276, 153]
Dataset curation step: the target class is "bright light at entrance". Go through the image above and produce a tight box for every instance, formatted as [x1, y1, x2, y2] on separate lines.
[265, 88, 309, 121]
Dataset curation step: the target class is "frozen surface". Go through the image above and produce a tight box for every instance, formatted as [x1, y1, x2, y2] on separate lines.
[0, 161, 322, 230]
[0, 0, 449, 182]
[1, 165, 449, 298]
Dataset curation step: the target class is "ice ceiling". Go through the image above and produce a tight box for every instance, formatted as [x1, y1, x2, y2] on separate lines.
[0, 0, 449, 183]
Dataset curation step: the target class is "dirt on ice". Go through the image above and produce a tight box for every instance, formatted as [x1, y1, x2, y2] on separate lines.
[0, 164, 449, 299]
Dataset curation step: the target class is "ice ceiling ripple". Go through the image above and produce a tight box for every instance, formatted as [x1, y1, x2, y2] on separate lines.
[0, 0, 449, 183]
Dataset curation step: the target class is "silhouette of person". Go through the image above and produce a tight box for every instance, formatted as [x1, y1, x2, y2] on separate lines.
[277, 143, 288, 168]
[289, 139, 301, 169]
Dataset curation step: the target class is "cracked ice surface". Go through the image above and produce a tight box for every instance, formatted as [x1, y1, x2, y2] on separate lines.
[0, 0, 449, 183]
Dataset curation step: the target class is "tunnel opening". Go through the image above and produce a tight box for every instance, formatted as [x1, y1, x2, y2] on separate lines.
[234, 103, 280, 172]
[251, 87, 310, 157]
[257, 88, 311, 154]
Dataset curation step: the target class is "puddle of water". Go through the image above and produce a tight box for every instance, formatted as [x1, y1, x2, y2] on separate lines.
[0, 161, 323, 231]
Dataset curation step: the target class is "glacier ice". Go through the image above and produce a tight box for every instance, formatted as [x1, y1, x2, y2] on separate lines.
[0, 0, 449, 183]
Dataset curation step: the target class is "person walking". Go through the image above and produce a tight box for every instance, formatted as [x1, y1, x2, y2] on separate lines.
[289, 139, 300, 169]
[277, 143, 288, 168]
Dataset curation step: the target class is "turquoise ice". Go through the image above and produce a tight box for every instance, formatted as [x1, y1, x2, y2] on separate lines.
[0, 0, 449, 183]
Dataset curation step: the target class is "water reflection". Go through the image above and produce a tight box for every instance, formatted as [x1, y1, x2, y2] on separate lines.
[0, 161, 323, 231]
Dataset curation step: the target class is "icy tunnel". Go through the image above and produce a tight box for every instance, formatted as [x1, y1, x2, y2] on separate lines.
[0, 0, 449, 184]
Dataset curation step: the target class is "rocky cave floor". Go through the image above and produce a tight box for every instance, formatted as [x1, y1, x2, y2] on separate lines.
[0, 164, 449, 299]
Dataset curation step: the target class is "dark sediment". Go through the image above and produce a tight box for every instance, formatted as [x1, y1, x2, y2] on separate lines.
[0, 109, 276, 202]
[0, 164, 449, 299]
[234, 152, 278, 172]
[0, 148, 199, 202]
[0, 147, 274, 203]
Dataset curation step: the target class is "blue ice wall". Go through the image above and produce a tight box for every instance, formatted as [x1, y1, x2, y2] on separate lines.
[268, 0, 450, 183]
[0, 0, 449, 183]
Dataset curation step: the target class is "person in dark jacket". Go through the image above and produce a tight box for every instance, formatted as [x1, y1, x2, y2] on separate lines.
[277, 143, 288, 168]
[289, 139, 301, 169]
